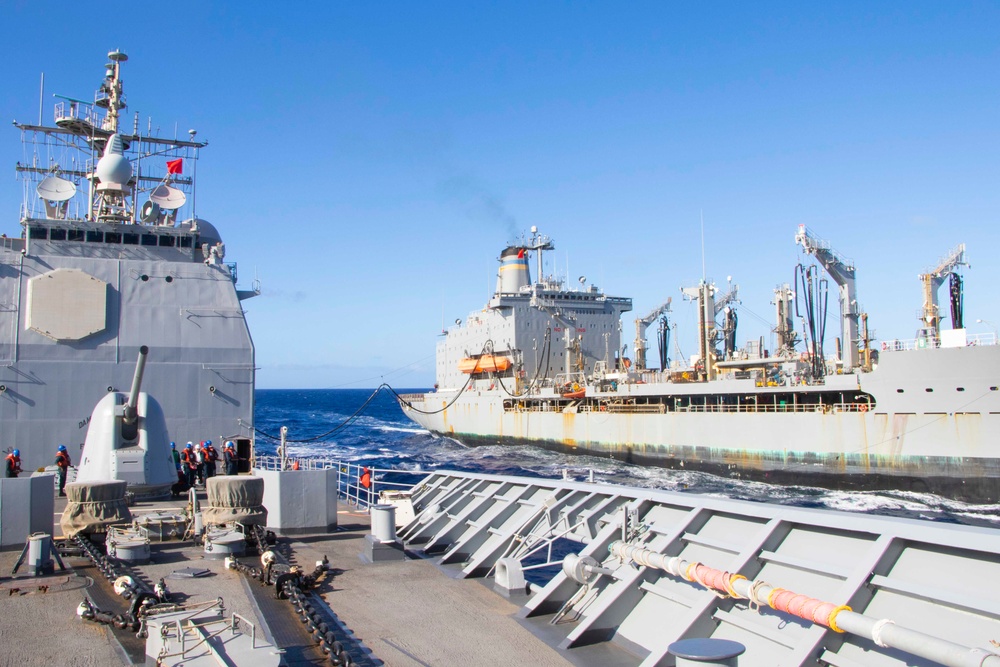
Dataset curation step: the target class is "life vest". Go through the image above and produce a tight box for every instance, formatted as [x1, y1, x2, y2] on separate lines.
[56, 451, 71, 468]
[224, 447, 236, 462]
[205, 446, 218, 462]
[359, 467, 372, 489]
[6, 454, 21, 472]
[181, 450, 198, 469]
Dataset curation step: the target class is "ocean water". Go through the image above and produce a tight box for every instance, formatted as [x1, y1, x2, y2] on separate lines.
[255, 388, 1000, 529]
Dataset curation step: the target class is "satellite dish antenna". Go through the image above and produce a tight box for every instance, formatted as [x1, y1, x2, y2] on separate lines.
[36, 176, 76, 202]
[149, 184, 187, 210]
[578, 276, 586, 285]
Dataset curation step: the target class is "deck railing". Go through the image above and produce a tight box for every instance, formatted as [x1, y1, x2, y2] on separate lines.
[505, 401, 874, 415]
[880, 332, 995, 351]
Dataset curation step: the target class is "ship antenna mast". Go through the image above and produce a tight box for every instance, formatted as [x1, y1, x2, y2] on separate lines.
[700, 209, 706, 281]
[103, 49, 128, 133]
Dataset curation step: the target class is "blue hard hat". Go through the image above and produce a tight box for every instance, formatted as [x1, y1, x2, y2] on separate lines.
[185, 442, 193, 449]
[206, 440, 212, 446]
[12, 449, 19, 456]
[58, 444, 67, 451]
[171, 443, 176, 449]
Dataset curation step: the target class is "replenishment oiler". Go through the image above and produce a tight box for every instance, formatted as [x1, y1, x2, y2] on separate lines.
[1, 49, 258, 473]
[400, 227, 1000, 502]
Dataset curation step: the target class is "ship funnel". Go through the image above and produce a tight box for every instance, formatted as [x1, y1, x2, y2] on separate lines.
[496, 246, 531, 295]
[124, 345, 149, 425]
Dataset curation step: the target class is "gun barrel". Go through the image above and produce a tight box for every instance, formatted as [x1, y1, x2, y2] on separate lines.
[124, 345, 149, 424]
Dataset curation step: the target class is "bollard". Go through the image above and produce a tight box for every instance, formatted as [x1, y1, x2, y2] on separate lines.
[27, 533, 54, 576]
[362, 504, 404, 563]
[370, 505, 397, 543]
[667, 638, 746, 667]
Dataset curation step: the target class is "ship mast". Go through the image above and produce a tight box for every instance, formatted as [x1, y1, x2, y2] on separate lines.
[98, 50, 128, 133]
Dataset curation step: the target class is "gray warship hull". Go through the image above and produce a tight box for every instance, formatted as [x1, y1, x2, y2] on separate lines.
[0, 238, 256, 463]
[400, 229, 1000, 503]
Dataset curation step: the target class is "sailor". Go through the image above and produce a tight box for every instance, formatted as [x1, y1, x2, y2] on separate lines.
[180, 442, 198, 488]
[223, 441, 238, 476]
[5, 449, 22, 478]
[194, 442, 206, 485]
[170, 442, 180, 471]
[203, 440, 218, 479]
[54, 445, 71, 496]
[359, 466, 372, 490]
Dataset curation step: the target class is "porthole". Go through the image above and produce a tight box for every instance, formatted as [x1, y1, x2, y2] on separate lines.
[140, 275, 149, 282]
[957, 387, 965, 392]
[165, 276, 174, 283]
[896, 389, 904, 393]
[925, 388, 934, 393]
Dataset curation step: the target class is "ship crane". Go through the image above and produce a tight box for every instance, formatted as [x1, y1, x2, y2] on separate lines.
[680, 279, 739, 381]
[633, 298, 672, 370]
[918, 244, 966, 344]
[714, 282, 740, 360]
[795, 225, 860, 372]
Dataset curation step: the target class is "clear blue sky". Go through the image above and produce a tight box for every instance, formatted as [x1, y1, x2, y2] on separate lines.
[3, 2, 1000, 388]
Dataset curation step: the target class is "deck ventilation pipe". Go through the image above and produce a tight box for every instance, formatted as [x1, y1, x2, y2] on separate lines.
[371, 505, 397, 543]
[608, 540, 1000, 667]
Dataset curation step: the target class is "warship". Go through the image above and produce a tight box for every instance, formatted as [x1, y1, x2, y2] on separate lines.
[399, 227, 1000, 503]
[1, 49, 258, 474]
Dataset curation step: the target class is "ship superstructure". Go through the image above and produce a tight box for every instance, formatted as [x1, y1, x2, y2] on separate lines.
[400, 226, 1000, 502]
[1, 50, 258, 471]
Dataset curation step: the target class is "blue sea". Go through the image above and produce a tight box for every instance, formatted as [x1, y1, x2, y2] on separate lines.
[255, 388, 1000, 528]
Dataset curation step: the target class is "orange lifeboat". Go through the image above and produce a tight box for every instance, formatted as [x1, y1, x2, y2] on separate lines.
[458, 355, 511, 374]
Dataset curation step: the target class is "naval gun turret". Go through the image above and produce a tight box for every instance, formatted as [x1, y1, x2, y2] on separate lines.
[76, 346, 176, 498]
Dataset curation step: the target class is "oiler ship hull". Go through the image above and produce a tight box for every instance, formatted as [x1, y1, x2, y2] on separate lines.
[402, 344, 1000, 503]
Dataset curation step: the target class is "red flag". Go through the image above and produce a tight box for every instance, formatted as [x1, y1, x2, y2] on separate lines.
[166, 158, 183, 174]
[517, 248, 525, 259]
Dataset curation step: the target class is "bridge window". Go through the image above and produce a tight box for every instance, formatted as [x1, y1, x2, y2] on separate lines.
[123, 233, 139, 245]
[67, 230, 84, 242]
[86, 231, 102, 243]
[141, 234, 157, 246]
[104, 232, 121, 243]
[158, 235, 176, 247]
[49, 229, 67, 241]
[29, 226, 47, 240]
